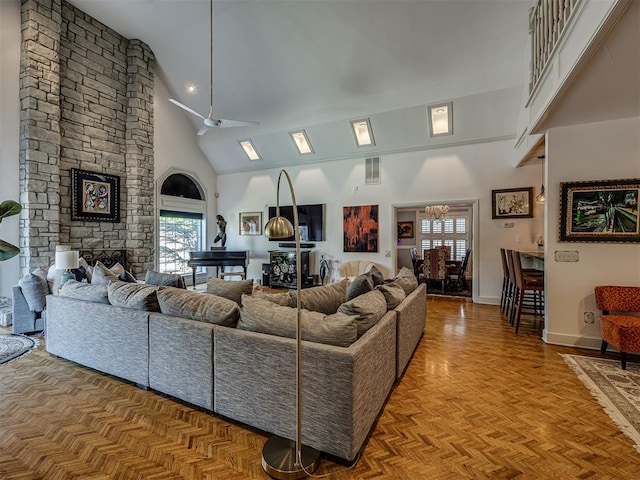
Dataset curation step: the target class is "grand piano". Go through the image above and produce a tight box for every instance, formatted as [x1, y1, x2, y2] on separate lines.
[188, 250, 249, 287]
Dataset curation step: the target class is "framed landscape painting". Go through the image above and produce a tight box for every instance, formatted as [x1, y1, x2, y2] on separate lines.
[559, 178, 640, 243]
[71, 168, 120, 222]
[491, 187, 533, 219]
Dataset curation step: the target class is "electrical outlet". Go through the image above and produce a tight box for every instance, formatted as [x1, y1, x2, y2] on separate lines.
[515, 235, 521, 243]
[584, 312, 594, 324]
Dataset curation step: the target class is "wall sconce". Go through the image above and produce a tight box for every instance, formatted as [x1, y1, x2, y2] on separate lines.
[289, 130, 314, 155]
[239, 139, 261, 161]
[428, 102, 453, 137]
[350, 118, 375, 147]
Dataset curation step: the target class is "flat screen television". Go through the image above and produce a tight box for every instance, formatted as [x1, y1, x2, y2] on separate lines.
[267, 204, 325, 242]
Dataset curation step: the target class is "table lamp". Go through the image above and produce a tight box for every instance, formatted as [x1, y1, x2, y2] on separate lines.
[262, 169, 320, 479]
[55, 250, 79, 286]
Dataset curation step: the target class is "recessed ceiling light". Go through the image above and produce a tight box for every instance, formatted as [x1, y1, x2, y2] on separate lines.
[187, 84, 197, 94]
[289, 130, 314, 155]
[239, 139, 261, 161]
[428, 102, 453, 137]
[350, 118, 375, 147]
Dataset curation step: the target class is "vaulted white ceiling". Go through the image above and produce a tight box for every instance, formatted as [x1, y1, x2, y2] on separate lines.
[67, 0, 533, 174]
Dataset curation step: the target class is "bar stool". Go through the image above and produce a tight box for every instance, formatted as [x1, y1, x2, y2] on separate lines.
[510, 250, 544, 334]
[499, 248, 512, 316]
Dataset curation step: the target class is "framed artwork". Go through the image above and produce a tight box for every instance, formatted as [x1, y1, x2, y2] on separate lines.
[559, 178, 640, 243]
[71, 168, 120, 222]
[491, 187, 533, 219]
[239, 211, 262, 236]
[343, 205, 379, 252]
[397, 221, 414, 239]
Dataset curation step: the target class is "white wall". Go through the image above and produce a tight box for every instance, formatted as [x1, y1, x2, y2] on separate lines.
[216, 139, 544, 303]
[153, 74, 218, 259]
[0, 0, 21, 300]
[544, 116, 640, 348]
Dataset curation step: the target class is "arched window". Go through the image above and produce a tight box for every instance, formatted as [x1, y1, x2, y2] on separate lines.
[158, 173, 206, 277]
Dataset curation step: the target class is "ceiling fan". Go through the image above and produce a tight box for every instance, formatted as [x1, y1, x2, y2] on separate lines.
[169, 0, 258, 135]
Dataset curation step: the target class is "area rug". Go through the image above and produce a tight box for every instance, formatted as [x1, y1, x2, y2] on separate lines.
[562, 354, 640, 452]
[0, 334, 38, 365]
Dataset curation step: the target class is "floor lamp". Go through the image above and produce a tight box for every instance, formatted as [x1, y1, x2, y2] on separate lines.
[262, 169, 321, 479]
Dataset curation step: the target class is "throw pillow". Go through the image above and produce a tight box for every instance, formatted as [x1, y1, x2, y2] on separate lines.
[118, 270, 137, 283]
[253, 290, 294, 307]
[92, 261, 120, 285]
[391, 266, 418, 295]
[18, 271, 49, 312]
[145, 270, 186, 289]
[157, 288, 240, 326]
[239, 295, 357, 347]
[206, 277, 254, 305]
[78, 257, 93, 283]
[346, 273, 373, 301]
[289, 278, 349, 315]
[367, 265, 385, 286]
[109, 262, 125, 276]
[375, 282, 406, 310]
[60, 280, 109, 304]
[338, 289, 387, 337]
[108, 281, 161, 311]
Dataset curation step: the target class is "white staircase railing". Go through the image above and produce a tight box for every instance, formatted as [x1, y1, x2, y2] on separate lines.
[529, 0, 582, 92]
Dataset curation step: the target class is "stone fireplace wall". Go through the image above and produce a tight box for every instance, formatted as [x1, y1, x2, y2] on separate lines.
[19, 0, 155, 276]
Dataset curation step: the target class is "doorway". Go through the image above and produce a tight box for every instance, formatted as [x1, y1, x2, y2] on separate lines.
[394, 201, 478, 300]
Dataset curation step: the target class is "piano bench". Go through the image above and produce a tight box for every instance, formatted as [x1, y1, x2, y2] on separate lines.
[219, 271, 246, 280]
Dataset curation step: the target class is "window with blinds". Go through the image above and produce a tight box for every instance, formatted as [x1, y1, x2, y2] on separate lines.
[419, 207, 471, 262]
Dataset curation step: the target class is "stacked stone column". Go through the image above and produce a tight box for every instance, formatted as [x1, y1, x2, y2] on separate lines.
[19, 0, 155, 277]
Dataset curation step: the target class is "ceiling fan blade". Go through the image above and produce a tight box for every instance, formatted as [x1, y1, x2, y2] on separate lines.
[197, 125, 212, 136]
[216, 119, 260, 128]
[169, 98, 206, 121]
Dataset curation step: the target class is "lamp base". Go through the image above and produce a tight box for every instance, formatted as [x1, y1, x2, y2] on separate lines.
[261, 435, 321, 480]
[61, 270, 75, 285]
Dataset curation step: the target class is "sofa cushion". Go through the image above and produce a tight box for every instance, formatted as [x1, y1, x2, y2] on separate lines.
[290, 278, 349, 315]
[253, 290, 294, 307]
[60, 279, 109, 304]
[346, 274, 373, 301]
[18, 271, 49, 312]
[145, 270, 186, 289]
[239, 295, 357, 347]
[47, 264, 64, 294]
[391, 266, 418, 295]
[108, 281, 161, 311]
[375, 282, 406, 310]
[338, 289, 387, 337]
[206, 277, 254, 305]
[157, 288, 240, 326]
[368, 265, 385, 286]
[92, 261, 120, 285]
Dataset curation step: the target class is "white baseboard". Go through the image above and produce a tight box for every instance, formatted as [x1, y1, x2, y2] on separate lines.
[543, 330, 602, 350]
[476, 295, 500, 305]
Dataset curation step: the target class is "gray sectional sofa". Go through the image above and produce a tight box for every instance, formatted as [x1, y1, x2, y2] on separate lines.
[45, 278, 426, 462]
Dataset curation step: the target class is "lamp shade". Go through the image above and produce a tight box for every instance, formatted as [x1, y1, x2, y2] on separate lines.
[55, 250, 79, 271]
[264, 216, 294, 239]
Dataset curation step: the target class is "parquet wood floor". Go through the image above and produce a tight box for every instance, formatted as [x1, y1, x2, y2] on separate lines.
[1, 297, 639, 479]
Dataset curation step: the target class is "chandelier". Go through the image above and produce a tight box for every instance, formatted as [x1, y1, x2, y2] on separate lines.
[424, 204, 449, 221]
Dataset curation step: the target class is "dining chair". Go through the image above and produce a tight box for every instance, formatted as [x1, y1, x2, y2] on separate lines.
[510, 249, 545, 334]
[422, 248, 449, 294]
[448, 248, 471, 291]
[409, 247, 425, 284]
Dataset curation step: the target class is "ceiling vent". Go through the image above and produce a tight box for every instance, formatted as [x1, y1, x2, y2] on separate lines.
[365, 157, 380, 185]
